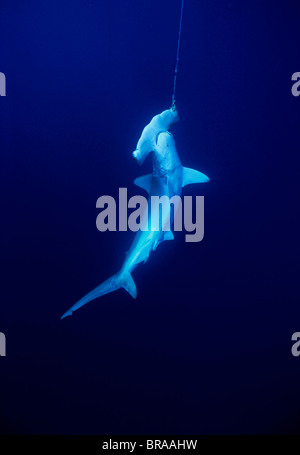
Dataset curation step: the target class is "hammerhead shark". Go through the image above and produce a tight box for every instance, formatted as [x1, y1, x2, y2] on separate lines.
[61, 109, 209, 319]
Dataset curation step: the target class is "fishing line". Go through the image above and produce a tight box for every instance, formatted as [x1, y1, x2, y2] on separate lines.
[171, 0, 185, 111]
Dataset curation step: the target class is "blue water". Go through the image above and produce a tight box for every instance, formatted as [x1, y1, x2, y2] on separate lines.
[1, 0, 300, 434]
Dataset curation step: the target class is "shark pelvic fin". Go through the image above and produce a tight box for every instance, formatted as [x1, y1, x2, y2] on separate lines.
[163, 230, 174, 241]
[134, 174, 152, 195]
[121, 271, 137, 299]
[182, 167, 210, 186]
[153, 230, 174, 251]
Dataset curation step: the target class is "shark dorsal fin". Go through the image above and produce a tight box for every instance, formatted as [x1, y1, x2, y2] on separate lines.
[182, 167, 210, 187]
[134, 174, 152, 194]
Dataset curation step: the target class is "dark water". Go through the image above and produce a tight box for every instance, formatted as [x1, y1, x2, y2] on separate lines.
[1, 0, 300, 434]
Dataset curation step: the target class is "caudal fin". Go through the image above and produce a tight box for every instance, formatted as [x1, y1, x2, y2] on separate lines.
[61, 271, 137, 319]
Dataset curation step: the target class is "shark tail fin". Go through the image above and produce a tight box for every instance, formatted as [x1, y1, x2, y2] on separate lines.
[60, 271, 137, 319]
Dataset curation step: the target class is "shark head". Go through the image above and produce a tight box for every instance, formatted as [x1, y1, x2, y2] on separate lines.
[159, 108, 179, 128]
[133, 109, 180, 166]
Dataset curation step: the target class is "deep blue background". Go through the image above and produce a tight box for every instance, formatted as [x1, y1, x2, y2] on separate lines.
[1, 0, 300, 434]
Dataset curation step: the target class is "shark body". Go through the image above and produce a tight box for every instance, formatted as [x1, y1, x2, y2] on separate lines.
[61, 109, 209, 319]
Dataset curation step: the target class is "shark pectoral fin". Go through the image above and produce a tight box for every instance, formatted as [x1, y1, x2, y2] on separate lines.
[134, 174, 152, 195]
[182, 167, 210, 187]
[163, 230, 174, 241]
